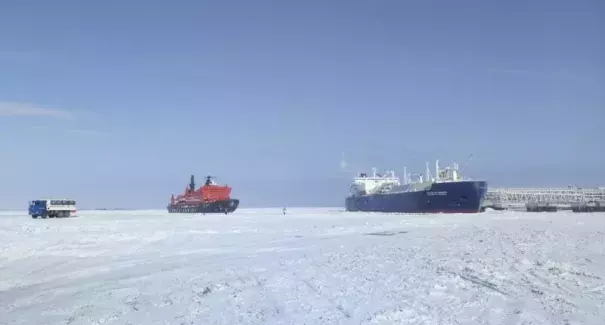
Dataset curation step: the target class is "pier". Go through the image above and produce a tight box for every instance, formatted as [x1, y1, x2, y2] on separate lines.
[483, 187, 605, 212]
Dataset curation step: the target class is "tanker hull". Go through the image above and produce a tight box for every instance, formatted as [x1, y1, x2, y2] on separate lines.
[345, 181, 487, 213]
[167, 199, 239, 214]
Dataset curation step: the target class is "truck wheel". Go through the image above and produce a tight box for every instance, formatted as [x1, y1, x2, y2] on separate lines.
[31, 215, 38, 219]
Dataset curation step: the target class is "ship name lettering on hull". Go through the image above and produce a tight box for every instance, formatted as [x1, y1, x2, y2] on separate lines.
[427, 191, 448, 196]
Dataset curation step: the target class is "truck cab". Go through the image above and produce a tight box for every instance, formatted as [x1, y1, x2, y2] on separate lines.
[28, 199, 77, 218]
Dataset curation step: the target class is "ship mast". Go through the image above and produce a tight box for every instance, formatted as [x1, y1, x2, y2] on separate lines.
[425, 162, 431, 182]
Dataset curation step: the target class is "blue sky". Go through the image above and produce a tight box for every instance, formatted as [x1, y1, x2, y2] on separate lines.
[0, 0, 603, 209]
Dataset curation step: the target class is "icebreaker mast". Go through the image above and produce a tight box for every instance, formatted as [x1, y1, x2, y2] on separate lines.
[189, 175, 195, 192]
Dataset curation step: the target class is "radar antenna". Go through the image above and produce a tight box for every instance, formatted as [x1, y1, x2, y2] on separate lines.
[204, 175, 215, 186]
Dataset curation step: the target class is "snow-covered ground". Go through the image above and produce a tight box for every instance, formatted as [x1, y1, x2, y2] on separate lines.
[1, 208, 604, 325]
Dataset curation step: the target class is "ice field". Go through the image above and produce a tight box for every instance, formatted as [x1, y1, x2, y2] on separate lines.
[1, 208, 604, 325]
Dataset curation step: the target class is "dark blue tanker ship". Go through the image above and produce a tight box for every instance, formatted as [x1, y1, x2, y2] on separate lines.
[345, 161, 488, 213]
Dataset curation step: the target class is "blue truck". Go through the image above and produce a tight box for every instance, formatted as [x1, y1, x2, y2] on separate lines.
[28, 199, 77, 218]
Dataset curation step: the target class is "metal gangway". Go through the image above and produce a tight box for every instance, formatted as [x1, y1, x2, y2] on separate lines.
[484, 187, 605, 210]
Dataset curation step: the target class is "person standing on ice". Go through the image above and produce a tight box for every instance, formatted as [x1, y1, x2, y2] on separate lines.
[282, 207, 287, 215]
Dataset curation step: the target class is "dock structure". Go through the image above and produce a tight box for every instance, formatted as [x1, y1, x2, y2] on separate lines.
[483, 187, 605, 212]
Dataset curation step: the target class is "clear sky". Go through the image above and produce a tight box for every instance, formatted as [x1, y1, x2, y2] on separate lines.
[1, 0, 603, 209]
